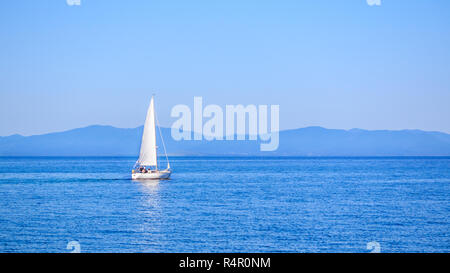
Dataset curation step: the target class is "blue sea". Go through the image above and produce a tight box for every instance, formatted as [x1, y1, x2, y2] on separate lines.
[0, 157, 448, 253]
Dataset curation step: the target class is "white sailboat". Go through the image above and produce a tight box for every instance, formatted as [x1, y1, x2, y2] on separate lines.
[132, 96, 171, 180]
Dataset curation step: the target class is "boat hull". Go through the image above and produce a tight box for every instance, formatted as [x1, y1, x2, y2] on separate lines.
[132, 170, 171, 180]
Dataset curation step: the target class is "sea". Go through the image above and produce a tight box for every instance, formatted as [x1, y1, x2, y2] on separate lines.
[0, 156, 448, 253]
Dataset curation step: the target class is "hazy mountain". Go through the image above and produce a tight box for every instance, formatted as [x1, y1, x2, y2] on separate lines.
[0, 125, 449, 156]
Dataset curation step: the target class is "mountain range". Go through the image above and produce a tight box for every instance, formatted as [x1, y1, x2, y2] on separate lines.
[0, 125, 449, 156]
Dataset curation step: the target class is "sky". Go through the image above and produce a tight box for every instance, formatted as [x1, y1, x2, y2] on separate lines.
[0, 0, 449, 136]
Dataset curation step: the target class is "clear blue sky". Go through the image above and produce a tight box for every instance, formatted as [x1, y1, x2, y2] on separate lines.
[1, 0, 449, 136]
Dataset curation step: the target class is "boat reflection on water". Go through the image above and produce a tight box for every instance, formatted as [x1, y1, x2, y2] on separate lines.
[135, 179, 161, 194]
[133, 179, 165, 250]
[135, 179, 162, 210]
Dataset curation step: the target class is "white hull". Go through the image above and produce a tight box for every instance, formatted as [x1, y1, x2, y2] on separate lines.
[132, 170, 171, 180]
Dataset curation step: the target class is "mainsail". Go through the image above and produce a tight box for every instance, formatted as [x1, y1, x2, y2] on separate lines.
[137, 97, 157, 167]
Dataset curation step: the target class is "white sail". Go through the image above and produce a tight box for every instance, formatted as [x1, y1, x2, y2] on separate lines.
[137, 97, 157, 167]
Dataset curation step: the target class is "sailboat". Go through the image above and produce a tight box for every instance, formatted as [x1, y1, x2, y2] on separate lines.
[132, 96, 172, 180]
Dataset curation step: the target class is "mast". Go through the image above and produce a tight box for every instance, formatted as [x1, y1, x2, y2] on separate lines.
[155, 107, 170, 170]
[153, 96, 158, 170]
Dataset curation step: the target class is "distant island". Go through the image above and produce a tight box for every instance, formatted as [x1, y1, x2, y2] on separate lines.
[0, 125, 449, 156]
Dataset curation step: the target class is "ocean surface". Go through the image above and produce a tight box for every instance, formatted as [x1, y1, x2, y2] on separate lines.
[0, 157, 449, 253]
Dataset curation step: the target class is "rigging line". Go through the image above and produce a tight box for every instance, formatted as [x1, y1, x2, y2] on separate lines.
[154, 107, 170, 169]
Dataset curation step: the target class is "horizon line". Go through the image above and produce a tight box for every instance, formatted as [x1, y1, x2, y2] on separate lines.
[2, 124, 449, 138]
[1, 155, 450, 158]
